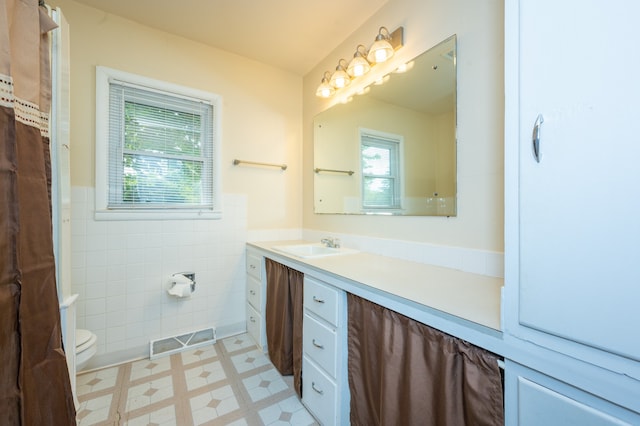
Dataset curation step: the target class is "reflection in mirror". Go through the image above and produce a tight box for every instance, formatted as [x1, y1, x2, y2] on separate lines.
[314, 35, 457, 216]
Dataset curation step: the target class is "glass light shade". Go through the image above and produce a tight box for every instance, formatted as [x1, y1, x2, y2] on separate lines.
[347, 55, 371, 77]
[330, 69, 351, 89]
[367, 39, 394, 63]
[316, 79, 335, 98]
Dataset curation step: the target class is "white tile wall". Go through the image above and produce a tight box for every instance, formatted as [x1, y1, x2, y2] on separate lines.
[71, 187, 248, 369]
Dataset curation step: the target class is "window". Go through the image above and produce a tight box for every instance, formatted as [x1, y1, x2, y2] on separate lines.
[360, 129, 403, 211]
[95, 67, 221, 220]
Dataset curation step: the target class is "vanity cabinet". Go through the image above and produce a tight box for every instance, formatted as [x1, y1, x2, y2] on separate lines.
[245, 248, 266, 351]
[505, 0, 640, 420]
[301, 276, 349, 426]
[506, 361, 637, 426]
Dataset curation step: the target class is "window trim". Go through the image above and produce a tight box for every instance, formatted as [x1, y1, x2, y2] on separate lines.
[359, 128, 405, 213]
[95, 66, 222, 220]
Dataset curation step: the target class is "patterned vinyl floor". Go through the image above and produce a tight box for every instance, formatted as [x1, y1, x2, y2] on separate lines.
[76, 334, 318, 425]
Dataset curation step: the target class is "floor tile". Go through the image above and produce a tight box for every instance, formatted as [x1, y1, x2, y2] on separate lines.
[125, 404, 177, 426]
[126, 375, 174, 411]
[76, 366, 119, 394]
[242, 369, 289, 402]
[181, 345, 218, 366]
[230, 349, 271, 374]
[189, 385, 239, 425]
[76, 394, 112, 425]
[76, 333, 317, 426]
[222, 334, 255, 353]
[258, 395, 317, 425]
[130, 356, 172, 381]
[184, 360, 227, 391]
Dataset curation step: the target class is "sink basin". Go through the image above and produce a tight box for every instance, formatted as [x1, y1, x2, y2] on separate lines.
[272, 243, 358, 259]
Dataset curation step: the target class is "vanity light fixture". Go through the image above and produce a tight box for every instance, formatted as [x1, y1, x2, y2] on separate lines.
[347, 45, 371, 77]
[316, 71, 336, 98]
[329, 59, 351, 89]
[367, 26, 403, 64]
[315, 25, 404, 98]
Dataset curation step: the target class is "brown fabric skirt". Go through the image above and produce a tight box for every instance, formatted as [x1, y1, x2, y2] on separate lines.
[264, 258, 303, 397]
[347, 293, 504, 426]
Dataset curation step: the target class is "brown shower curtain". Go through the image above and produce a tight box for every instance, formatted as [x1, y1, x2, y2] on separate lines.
[264, 258, 303, 397]
[348, 294, 504, 426]
[0, 0, 77, 424]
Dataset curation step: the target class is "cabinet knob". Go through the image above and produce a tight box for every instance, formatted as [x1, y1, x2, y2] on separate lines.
[250, 290, 256, 295]
[249, 316, 256, 323]
[312, 339, 324, 349]
[313, 296, 325, 304]
[311, 382, 324, 395]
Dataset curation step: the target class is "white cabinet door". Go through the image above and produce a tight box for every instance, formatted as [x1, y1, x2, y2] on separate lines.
[506, 362, 639, 425]
[515, 0, 640, 361]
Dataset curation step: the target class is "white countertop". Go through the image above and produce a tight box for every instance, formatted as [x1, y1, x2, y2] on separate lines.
[248, 240, 503, 331]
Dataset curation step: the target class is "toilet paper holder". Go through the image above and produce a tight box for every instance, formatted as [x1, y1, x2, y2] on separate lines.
[172, 272, 196, 293]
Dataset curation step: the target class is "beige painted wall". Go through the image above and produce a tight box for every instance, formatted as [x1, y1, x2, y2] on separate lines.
[49, 0, 303, 230]
[303, 0, 504, 251]
[51, 0, 503, 250]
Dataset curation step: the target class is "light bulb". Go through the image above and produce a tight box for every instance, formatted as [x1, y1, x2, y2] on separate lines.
[320, 86, 332, 97]
[316, 73, 335, 98]
[330, 67, 351, 89]
[334, 76, 346, 88]
[375, 49, 389, 63]
[347, 48, 371, 78]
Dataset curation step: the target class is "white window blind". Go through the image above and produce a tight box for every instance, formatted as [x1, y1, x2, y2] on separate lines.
[361, 133, 401, 210]
[107, 80, 215, 210]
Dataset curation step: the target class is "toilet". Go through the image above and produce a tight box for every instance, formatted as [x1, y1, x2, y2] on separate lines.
[75, 329, 97, 371]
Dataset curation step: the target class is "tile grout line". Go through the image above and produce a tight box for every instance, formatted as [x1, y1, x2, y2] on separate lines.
[170, 351, 195, 425]
[113, 363, 130, 425]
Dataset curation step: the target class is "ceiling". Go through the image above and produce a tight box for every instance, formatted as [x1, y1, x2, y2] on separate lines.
[71, 0, 390, 76]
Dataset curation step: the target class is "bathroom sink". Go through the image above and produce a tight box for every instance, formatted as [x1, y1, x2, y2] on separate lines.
[272, 243, 358, 259]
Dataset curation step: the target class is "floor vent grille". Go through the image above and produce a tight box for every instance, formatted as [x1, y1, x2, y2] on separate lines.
[150, 327, 216, 359]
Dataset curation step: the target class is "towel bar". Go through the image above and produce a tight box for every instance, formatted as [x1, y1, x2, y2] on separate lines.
[233, 159, 287, 170]
[314, 167, 354, 176]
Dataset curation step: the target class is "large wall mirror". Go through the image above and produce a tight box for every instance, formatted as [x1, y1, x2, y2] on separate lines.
[313, 35, 457, 216]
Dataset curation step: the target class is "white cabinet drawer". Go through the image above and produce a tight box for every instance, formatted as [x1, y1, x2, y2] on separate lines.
[247, 275, 262, 312]
[246, 303, 261, 347]
[246, 252, 261, 280]
[304, 277, 339, 326]
[303, 356, 337, 426]
[303, 313, 337, 377]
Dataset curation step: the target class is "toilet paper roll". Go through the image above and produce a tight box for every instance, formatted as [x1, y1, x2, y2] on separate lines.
[167, 274, 194, 298]
[168, 282, 192, 298]
[172, 274, 193, 285]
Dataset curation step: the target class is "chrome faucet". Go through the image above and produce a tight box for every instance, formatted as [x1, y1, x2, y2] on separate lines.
[321, 237, 340, 248]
